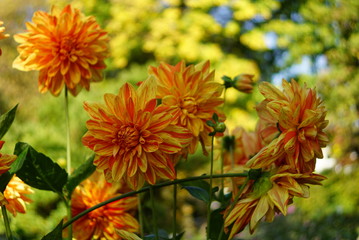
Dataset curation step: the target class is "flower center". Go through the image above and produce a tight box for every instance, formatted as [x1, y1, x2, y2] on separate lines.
[116, 125, 140, 149]
[180, 97, 198, 115]
[59, 37, 78, 62]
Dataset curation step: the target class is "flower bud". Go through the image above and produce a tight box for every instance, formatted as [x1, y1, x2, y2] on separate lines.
[233, 74, 255, 93]
[214, 122, 226, 133]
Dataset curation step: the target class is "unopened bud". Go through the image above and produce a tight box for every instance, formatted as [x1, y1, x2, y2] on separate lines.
[233, 74, 255, 94]
[214, 122, 226, 133]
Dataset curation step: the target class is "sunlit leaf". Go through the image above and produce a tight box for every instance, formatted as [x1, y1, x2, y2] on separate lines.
[0, 104, 18, 140]
[14, 142, 68, 195]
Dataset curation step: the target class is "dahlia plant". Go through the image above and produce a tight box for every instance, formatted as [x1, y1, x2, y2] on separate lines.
[0, 5, 329, 240]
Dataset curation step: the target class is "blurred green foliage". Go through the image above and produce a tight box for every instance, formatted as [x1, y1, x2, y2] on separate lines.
[0, 0, 358, 239]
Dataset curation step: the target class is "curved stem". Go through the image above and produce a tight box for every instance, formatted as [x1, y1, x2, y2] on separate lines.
[150, 186, 159, 240]
[62, 172, 248, 230]
[1, 206, 13, 240]
[206, 135, 215, 240]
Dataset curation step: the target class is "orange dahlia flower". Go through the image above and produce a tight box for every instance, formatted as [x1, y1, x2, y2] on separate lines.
[0, 21, 9, 56]
[82, 78, 192, 189]
[246, 79, 329, 173]
[13, 5, 109, 96]
[224, 166, 325, 238]
[149, 60, 224, 155]
[2, 176, 33, 217]
[0, 141, 17, 175]
[72, 172, 139, 240]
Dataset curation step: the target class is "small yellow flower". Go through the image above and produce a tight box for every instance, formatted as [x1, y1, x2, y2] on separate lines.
[2, 176, 33, 217]
[13, 5, 109, 96]
[149, 60, 225, 155]
[72, 172, 139, 240]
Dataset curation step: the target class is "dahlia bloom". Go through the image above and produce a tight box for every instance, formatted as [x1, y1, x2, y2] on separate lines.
[224, 166, 325, 238]
[82, 78, 192, 189]
[2, 176, 33, 217]
[0, 21, 9, 56]
[246, 79, 329, 172]
[149, 60, 224, 155]
[0, 141, 17, 175]
[13, 5, 109, 96]
[72, 172, 139, 240]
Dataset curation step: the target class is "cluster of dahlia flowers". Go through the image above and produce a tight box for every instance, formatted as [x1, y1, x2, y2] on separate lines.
[0, 3, 329, 240]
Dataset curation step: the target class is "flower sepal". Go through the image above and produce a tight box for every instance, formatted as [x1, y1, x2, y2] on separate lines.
[207, 113, 226, 136]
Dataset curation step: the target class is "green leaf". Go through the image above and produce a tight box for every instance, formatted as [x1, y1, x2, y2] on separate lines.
[221, 75, 232, 82]
[41, 220, 63, 240]
[0, 142, 28, 192]
[180, 180, 211, 203]
[0, 104, 18, 140]
[64, 155, 96, 198]
[212, 113, 219, 122]
[209, 209, 229, 240]
[206, 120, 215, 127]
[0, 172, 12, 192]
[14, 142, 68, 195]
[10, 143, 29, 174]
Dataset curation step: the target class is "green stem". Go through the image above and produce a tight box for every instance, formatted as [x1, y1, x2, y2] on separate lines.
[220, 88, 227, 193]
[172, 183, 177, 240]
[217, 177, 250, 240]
[62, 172, 248, 230]
[1, 206, 13, 240]
[64, 87, 71, 174]
[150, 186, 159, 240]
[137, 193, 144, 238]
[206, 135, 215, 240]
[64, 87, 72, 240]
[220, 148, 224, 192]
